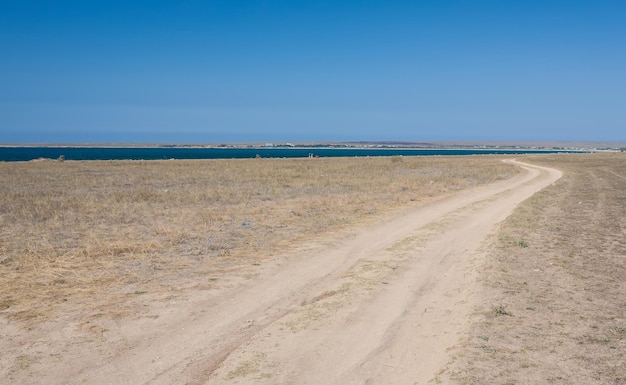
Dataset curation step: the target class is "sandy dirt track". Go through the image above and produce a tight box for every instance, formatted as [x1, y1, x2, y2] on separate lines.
[4, 160, 562, 385]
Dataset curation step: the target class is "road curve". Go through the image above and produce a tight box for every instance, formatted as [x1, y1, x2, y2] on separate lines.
[66, 160, 562, 385]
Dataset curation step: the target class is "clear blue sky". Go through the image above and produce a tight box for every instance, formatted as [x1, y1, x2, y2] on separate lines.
[2, 1, 625, 143]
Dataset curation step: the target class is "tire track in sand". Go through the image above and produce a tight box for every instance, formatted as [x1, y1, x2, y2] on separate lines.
[72, 160, 562, 385]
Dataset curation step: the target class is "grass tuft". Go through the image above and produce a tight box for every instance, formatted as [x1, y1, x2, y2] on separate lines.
[493, 305, 512, 317]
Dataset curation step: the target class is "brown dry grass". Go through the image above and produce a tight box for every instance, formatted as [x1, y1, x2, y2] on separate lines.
[449, 152, 626, 385]
[0, 155, 517, 325]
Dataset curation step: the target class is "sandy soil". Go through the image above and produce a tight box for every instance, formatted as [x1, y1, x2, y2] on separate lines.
[1, 160, 561, 385]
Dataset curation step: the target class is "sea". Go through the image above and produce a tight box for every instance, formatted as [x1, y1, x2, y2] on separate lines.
[0, 146, 580, 162]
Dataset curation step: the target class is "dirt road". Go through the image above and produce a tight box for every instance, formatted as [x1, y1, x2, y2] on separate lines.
[3, 160, 562, 385]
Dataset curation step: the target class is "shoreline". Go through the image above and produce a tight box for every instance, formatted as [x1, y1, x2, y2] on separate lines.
[0, 146, 591, 163]
[1, 140, 623, 151]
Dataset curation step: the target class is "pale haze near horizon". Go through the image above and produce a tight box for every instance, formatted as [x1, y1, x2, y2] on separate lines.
[1, 1, 625, 144]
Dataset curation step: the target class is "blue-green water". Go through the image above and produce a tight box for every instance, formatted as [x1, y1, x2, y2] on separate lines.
[0, 147, 579, 162]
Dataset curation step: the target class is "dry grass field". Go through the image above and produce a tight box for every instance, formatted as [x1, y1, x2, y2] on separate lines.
[448, 153, 626, 384]
[3, 153, 624, 384]
[0, 155, 516, 326]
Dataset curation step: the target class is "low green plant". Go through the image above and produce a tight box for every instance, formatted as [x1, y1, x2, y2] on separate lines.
[493, 305, 511, 316]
